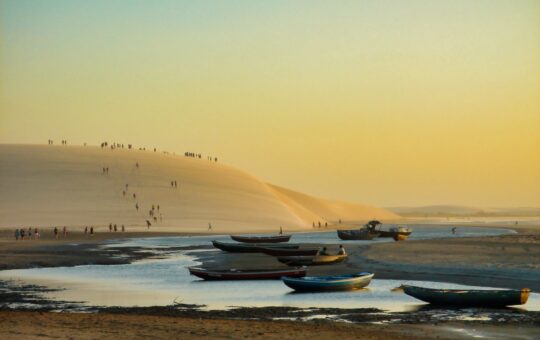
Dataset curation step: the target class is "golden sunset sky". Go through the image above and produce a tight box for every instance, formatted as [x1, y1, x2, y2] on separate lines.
[1, 0, 539, 207]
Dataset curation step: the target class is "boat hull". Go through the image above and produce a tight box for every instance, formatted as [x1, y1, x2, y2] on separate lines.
[403, 285, 530, 307]
[260, 247, 319, 256]
[378, 230, 412, 238]
[393, 234, 409, 241]
[230, 235, 291, 243]
[189, 267, 306, 280]
[282, 272, 374, 292]
[277, 255, 347, 266]
[337, 230, 379, 240]
[212, 240, 299, 253]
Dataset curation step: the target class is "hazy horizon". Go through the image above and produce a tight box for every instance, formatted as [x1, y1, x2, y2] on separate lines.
[1, 0, 539, 208]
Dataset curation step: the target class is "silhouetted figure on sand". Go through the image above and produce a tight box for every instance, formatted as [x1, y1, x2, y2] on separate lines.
[85, 226, 88, 234]
[109, 223, 112, 232]
[90, 227, 94, 235]
[54, 227, 58, 239]
[208, 223, 212, 231]
[135, 203, 139, 211]
[146, 220, 152, 229]
[279, 226, 283, 235]
[122, 225, 125, 232]
[133, 193, 137, 199]
[114, 224, 117, 232]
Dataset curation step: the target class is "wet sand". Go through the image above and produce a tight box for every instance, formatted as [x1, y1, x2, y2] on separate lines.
[0, 310, 495, 340]
[0, 228, 198, 270]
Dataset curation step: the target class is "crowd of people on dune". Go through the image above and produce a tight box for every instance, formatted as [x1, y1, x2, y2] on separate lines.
[185, 152, 218, 163]
[39, 139, 224, 235]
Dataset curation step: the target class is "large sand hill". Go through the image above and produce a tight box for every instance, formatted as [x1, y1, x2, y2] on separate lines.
[0, 144, 398, 232]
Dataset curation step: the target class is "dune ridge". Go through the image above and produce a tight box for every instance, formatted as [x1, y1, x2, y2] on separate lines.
[0, 144, 398, 232]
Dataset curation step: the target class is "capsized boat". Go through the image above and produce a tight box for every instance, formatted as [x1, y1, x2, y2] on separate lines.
[337, 229, 379, 240]
[282, 272, 374, 292]
[188, 266, 306, 280]
[260, 247, 320, 257]
[402, 285, 531, 307]
[212, 240, 299, 253]
[277, 254, 347, 266]
[231, 234, 292, 243]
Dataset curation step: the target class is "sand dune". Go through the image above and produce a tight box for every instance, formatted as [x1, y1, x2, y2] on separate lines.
[0, 145, 398, 232]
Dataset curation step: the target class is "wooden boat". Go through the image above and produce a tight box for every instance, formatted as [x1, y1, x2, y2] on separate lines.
[260, 247, 319, 257]
[277, 254, 347, 266]
[393, 233, 409, 241]
[377, 226, 412, 238]
[402, 285, 531, 307]
[212, 240, 299, 253]
[337, 229, 379, 240]
[188, 266, 306, 280]
[282, 272, 374, 292]
[230, 235, 291, 243]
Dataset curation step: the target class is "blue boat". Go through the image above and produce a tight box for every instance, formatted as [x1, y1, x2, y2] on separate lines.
[282, 272, 374, 292]
[402, 285, 531, 307]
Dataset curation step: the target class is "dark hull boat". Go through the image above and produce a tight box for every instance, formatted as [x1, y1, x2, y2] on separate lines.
[188, 266, 306, 280]
[402, 285, 531, 307]
[260, 247, 319, 256]
[278, 254, 347, 266]
[230, 235, 291, 243]
[212, 240, 299, 253]
[337, 229, 379, 240]
[282, 272, 374, 292]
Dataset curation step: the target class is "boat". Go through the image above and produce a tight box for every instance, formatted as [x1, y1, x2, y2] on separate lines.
[377, 226, 412, 238]
[212, 240, 299, 253]
[393, 233, 409, 241]
[337, 229, 379, 240]
[277, 254, 347, 266]
[402, 285, 531, 307]
[188, 266, 306, 280]
[260, 247, 320, 256]
[282, 272, 374, 292]
[230, 235, 291, 243]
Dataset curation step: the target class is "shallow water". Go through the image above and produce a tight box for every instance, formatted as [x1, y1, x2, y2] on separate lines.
[103, 224, 515, 248]
[1, 227, 538, 313]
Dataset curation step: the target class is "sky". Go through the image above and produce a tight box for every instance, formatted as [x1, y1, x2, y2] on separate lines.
[1, 0, 539, 207]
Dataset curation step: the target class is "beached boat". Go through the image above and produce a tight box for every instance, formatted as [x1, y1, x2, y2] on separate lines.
[282, 272, 374, 292]
[230, 235, 291, 243]
[260, 247, 320, 257]
[337, 229, 379, 240]
[402, 285, 530, 307]
[188, 266, 306, 280]
[277, 254, 347, 266]
[377, 226, 412, 238]
[212, 240, 299, 253]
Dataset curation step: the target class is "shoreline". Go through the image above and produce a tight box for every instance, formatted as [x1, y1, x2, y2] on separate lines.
[1, 223, 539, 339]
